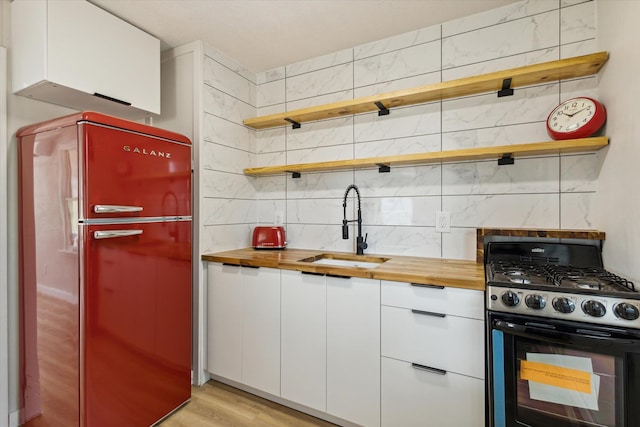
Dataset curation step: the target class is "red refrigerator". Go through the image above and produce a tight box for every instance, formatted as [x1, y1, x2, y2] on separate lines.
[17, 112, 192, 426]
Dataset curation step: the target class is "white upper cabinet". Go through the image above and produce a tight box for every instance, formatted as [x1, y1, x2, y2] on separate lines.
[11, 0, 160, 119]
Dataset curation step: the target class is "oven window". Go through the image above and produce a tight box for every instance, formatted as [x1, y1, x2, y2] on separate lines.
[515, 338, 618, 427]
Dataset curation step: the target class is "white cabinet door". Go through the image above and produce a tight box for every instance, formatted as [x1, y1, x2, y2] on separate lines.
[241, 267, 281, 395]
[206, 263, 242, 382]
[11, 0, 160, 118]
[381, 357, 484, 427]
[327, 276, 380, 427]
[280, 271, 326, 411]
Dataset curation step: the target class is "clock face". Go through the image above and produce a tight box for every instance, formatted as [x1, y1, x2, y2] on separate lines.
[546, 97, 606, 140]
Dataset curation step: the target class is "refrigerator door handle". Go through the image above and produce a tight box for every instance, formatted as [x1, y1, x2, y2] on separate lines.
[94, 204, 143, 214]
[93, 230, 144, 240]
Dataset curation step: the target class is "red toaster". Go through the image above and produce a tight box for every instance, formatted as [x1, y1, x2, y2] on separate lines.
[252, 226, 286, 249]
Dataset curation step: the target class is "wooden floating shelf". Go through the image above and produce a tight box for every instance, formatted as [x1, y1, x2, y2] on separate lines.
[244, 137, 609, 177]
[243, 51, 609, 130]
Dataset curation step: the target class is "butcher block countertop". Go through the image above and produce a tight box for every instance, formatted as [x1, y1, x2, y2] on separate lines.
[201, 248, 485, 291]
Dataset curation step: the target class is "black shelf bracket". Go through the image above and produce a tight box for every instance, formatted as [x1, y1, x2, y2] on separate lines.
[498, 153, 514, 165]
[286, 171, 301, 178]
[497, 78, 514, 97]
[377, 163, 391, 173]
[375, 101, 390, 116]
[284, 118, 301, 129]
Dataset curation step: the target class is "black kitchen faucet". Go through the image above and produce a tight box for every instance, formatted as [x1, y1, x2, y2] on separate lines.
[342, 184, 368, 255]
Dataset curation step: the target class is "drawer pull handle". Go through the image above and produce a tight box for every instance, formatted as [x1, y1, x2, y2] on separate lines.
[410, 283, 444, 289]
[411, 363, 447, 375]
[411, 309, 446, 318]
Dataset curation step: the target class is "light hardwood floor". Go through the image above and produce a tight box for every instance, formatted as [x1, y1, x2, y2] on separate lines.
[159, 380, 337, 427]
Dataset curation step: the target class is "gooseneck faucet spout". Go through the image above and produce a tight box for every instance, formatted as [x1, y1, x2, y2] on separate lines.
[342, 184, 368, 255]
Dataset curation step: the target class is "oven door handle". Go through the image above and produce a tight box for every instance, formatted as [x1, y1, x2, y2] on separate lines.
[492, 319, 639, 347]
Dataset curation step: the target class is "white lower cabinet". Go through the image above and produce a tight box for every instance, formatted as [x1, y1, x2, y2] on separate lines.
[381, 357, 485, 427]
[207, 265, 483, 427]
[281, 271, 327, 411]
[206, 263, 242, 382]
[206, 263, 280, 395]
[241, 267, 281, 395]
[327, 276, 381, 427]
[380, 280, 485, 427]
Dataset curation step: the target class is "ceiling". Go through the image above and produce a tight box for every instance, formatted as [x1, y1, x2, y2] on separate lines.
[90, 0, 518, 74]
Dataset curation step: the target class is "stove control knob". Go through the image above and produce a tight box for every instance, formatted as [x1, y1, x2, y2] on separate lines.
[582, 300, 606, 318]
[552, 297, 575, 314]
[501, 290, 520, 307]
[614, 302, 640, 321]
[525, 294, 546, 310]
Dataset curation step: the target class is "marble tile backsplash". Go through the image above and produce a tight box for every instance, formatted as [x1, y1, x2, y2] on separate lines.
[216, 0, 600, 259]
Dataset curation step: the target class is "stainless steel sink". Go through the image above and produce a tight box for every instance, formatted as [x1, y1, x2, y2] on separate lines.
[299, 253, 389, 269]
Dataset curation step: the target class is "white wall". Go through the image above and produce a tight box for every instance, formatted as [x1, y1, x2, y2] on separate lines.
[597, 1, 640, 282]
[254, 0, 599, 260]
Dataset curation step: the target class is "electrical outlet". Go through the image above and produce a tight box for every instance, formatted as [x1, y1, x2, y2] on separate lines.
[435, 211, 450, 233]
[274, 211, 284, 226]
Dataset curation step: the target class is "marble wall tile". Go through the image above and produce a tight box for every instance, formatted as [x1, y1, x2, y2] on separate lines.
[287, 198, 343, 224]
[200, 224, 255, 253]
[561, 192, 596, 229]
[257, 67, 286, 84]
[256, 151, 286, 168]
[353, 41, 441, 87]
[285, 224, 354, 252]
[355, 134, 441, 158]
[203, 42, 257, 84]
[257, 103, 287, 117]
[560, 154, 598, 192]
[201, 198, 256, 225]
[442, 84, 558, 133]
[362, 196, 441, 226]
[201, 141, 253, 174]
[286, 117, 353, 151]
[354, 102, 441, 143]
[442, 122, 548, 151]
[286, 62, 354, 102]
[203, 85, 255, 125]
[442, 0, 558, 38]
[442, 10, 559, 70]
[202, 114, 254, 152]
[560, 39, 598, 58]
[445, 193, 560, 228]
[354, 71, 441, 98]
[354, 25, 441, 60]
[442, 228, 478, 261]
[364, 225, 442, 258]
[201, 169, 256, 199]
[286, 48, 353, 77]
[561, 1, 596, 45]
[286, 170, 354, 199]
[256, 175, 287, 200]
[257, 199, 286, 224]
[442, 48, 559, 81]
[257, 78, 285, 108]
[286, 89, 354, 111]
[285, 144, 354, 164]
[203, 55, 255, 105]
[256, 127, 286, 154]
[562, 0, 592, 8]
[442, 157, 560, 195]
[354, 165, 442, 197]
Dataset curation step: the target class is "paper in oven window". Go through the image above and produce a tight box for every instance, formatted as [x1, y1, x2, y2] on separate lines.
[521, 353, 600, 410]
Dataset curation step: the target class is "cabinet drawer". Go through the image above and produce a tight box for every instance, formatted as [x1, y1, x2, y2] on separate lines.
[381, 357, 484, 427]
[381, 280, 484, 320]
[381, 305, 484, 379]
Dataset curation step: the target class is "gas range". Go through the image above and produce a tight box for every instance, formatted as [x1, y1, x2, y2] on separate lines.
[485, 241, 640, 328]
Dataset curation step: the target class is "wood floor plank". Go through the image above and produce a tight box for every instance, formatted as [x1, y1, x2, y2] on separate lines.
[159, 381, 337, 427]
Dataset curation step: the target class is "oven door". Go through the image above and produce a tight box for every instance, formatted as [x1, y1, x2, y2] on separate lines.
[488, 312, 640, 427]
